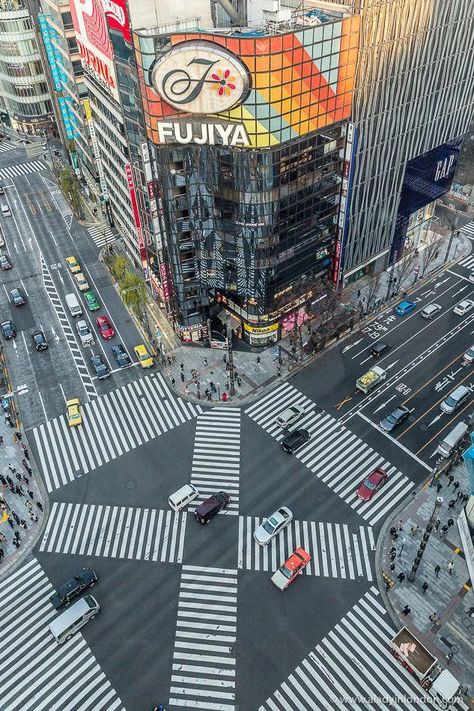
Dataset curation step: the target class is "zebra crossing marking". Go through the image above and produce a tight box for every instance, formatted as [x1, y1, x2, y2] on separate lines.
[238, 516, 373, 580]
[460, 220, 474, 240]
[245, 382, 415, 526]
[190, 408, 241, 516]
[458, 254, 474, 271]
[169, 565, 237, 710]
[87, 223, 118, 249]
[39, 501, 187, 563]
[0, 558, 125, 711]
[0, 159, 46, 181]
[30, 372, 203, 492]
[0, 140, 17, 153]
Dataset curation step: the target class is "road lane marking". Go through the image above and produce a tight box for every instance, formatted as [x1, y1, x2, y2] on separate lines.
[355, 411, 432, 471]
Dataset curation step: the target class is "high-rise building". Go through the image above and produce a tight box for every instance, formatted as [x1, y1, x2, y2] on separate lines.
[0, 0, 53, 134]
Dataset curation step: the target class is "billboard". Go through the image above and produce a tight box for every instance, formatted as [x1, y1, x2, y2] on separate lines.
[135, 17, 359, 149]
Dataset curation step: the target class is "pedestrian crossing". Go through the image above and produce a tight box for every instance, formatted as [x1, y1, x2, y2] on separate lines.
[245, 382, 415, 526]
[39, 501, 187, 563]
[238, 517, 374, 581]
[30, 373, 203, 492]
[169, 565, 237, 710]
[0, 140, 17, 153]
[259, 586, 469, 711]
[460, 220, 474, 240]
[88, 223, 119, 249]
[0, 557, 125, 711]
[457, 253, 474, 271]
[190, 408, 241, 516]
[0, 159, 46, 180]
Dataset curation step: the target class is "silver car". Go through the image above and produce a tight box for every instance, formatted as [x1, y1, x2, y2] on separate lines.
[253, 506, 293, 545]
[276, 404, 305, 428]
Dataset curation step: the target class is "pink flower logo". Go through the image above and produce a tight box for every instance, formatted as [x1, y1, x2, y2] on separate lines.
[210, 68, 236, 97]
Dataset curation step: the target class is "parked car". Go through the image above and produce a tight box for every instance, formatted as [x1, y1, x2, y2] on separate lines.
[84, 290, 100, 311]
[90, 354, 110, 379]
[112, 344, 131, 368]
[74, 272, 89, 292]
[379, 405, 410, 432]
[66, 398, 82, 427]
[453, 299, 474, 316]
[76, 319, 94, 347]
[0, 254, 11, 270]
[96, 315, 115, 340]
[356, 468, 388, 501]
[1, 320, 15, 339]
[49, 567, 97, 609]
[194, 491, 230, 524]
[253, 507, 293, 545]
[276, 404, 305, 429]
[9, 287, 25, 306]
[281, 428, 310, 454]
[271, 548, 311, 590]
[31, 329, 48, 351]
[395, 300, 416, 316]
[66, 256, 81, 273]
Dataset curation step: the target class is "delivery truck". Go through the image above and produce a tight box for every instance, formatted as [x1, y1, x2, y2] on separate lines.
[356, 365, 386, 394]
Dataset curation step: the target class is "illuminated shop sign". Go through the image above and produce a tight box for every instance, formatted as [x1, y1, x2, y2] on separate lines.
[157, 121, 249, 147]
[151, 42, 249, 114]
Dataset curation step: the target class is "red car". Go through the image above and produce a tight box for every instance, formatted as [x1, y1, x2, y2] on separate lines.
[96, 315, 115, 340]
[271, 547, 311, 590]
[356, 467, 388, 501]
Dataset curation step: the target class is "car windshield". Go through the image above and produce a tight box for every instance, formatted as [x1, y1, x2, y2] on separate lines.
[140, 353, 149, 361]
[445, 396, 456, 407]
[263, 517, 278, 533]
[469, 349, 474, 357]
[364, 479, 376, 490]
[280, 564, 293, 579]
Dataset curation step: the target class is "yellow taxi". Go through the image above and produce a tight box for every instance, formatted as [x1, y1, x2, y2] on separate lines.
[66, 398, 82, 427]
[134, 343, 153, 368]
[66, 256, 81, 274]
[74, 272, 89, 291]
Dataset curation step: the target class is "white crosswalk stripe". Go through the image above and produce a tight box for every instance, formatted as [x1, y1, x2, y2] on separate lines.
[29, 373, 203, 492]
[0, 159, 46, 180]
[190, 408, 241, 516]
[39, 501, 187, 563]
[0, 140, 17, 153]
[87, 223, 119, 249]
[0, 558, 125, 711]
[238, 516, 374, 580]
[460, 219, 474, 240]
[259, 586, 469, 711]
[245, 382, 415, 526]
[457, 254, 474, 270]
[169, 565, 237, 710]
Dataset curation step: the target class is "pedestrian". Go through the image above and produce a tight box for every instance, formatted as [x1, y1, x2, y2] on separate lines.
[12, 538, 19, 549]
[0, 474, 5, 485]
[237, 376, 242, 387]
[26, 489, 34, 500]
[15, 472, 22, 482]
[0, 532, 5, 543]
[397, 572, 405, 583]
[25, 500, 32, 511]
[448, 499, 456, 509]
[434, 564, 441, 578]
[180, 362, 184, 371]
[207, 391, 212, 401]
[180, 372, 185, 383]
[447, 474, 454, 486]
[422, 581, 428, 594]
[8, 464, 16, 474]
[429, 613, 438, 623]
[184, 386, 189, 396]
[167, 357, 172, 366]
[389, 526, 397, 537]
[170, 377, 175, 387]
[456, 491, 464, 501]
[256, 356, 261, 365]
[397, 519, 403, 531]
[434, 519, 441, 532]
[22, 448, 29, 461]
[447, 562, 454, 575]
[222, 354, 227, 363]
[7, 517, 14, 529]
[447, 518, 454, 527]
[453, 481, 460, 492]
[12, 511, 19, 524]
[19, 519, 27, 530]
[15, 485, 24, 497]
[446, 652, 453, 665]
[0, 548, 4, 559]
[0, 435, 3, 446]
[22, 475, 29, 486]
[14, 530, 20, 541]
[14, 430, 21, 442]
[204, 357, 208, 366]
[410, 524, 419, 535]
[402, 605, 410, 615]
[36, 501, 43, 512]
[436, 481, 442, 493]
[441, 524, 449, 536]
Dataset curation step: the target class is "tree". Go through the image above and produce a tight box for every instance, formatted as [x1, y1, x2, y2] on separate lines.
[58, 167, 83, 219]
[120, 272, 147, 318]
[393, 251, 417, 292]
[365, 274, 383, 311]
[420, 233, 443, 277]
[109, 254, 129, 282]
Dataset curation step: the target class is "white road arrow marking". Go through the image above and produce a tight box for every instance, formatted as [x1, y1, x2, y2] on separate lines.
[427, 414, 442, 427]
[385, 360, 399, 370]
[342, 338, 362, 354]
[58, 271, 63, 285]
[51, 326, 60, 343]
[452, 285, 469, 296]
[373, 394, 396, 414]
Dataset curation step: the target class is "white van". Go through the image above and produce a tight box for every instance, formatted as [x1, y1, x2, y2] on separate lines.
[168, 483, 199, 512]
[436, 421, 468, 458]
[49, 594, 99, 644]
[65, 292, 83, 317]
[440, 385, 470, 414]
[1, 204, 11, 217]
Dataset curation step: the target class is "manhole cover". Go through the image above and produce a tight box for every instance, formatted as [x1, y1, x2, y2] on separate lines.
[126, 479, 137, 490]
[420, 424, 428, 431]
[408, 415, 416, 423]
[316, 492, 328, 503]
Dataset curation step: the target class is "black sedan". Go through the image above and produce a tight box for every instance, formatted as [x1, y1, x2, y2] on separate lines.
[91, 354, 110, 379]
[9, 288, 25, 306]
[1, 320, 16, 339]
[112, 343, 131, 368]
[379, 405, 411, 432]
[31, 329, 48, 351]
[50, 567, 97, 609]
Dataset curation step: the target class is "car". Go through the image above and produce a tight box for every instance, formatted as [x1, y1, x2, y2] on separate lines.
[31, 329, 48, 351]
[112, 344, 131, 368]
[49, 567, 97, 609]
[66, 256, 81, 273]
[420, 303, 442, 319]
[0, 229, 4, 247]
[134, 343, 153, 368]
[9, 288, 25, 306]
[0, 185, 4, 195]
[395, 300, 416, 316]
[463, 345, 474, 365]
[194, 491, 231, 524]
[90, 353, 110, 379]
[1, 320, 15, 339]
[84, 290, 100, 311]
[74, 272, 89, 291]
[356, 467, 388, 501]
[379, 405, 411, 432]
[281, 428, 310, 453]
[96, 315, 115, 339]
[469, 272, 474, 283]
[371, 341, 391, 358]
[1, 204, 11, 217]
[271, 547, 311, 591]
[453, 299, 474, 316]
[0, 254, 12, 270]
[76, 319, 94, 347]
[276, 404, 305, 429]
[66, 398, 82, 427]
[253, 507, 293, 545]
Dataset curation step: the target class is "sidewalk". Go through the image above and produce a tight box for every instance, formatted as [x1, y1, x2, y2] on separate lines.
[377, 461, 474, 706]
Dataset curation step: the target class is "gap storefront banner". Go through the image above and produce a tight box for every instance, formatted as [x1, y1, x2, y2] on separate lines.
[134, 17, 359, 149]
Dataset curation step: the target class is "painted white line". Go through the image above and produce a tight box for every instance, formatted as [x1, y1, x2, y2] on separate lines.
[37, 389, 48, 421]
[355, 411, 432, 471]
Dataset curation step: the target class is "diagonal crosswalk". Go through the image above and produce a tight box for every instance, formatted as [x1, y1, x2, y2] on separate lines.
[169, 565, 237, 710]
[87, 223, 119, 249]
[245, 382, 415, 526]
[190, 408, 241, 515]
[0, 558, 125, 711]
[259, 586, 469, 711]
[30, 373, 203, 492]
[39, 502, 187, 563]
[238, 517, 374, 580]
[0, 159, 46, 180]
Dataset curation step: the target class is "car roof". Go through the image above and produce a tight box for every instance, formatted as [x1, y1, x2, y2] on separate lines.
[397, 300, 414, 307]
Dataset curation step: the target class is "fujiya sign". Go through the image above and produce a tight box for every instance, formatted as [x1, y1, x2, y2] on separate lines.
[157, 121, 250, 147]
[151, 41, 250, 115]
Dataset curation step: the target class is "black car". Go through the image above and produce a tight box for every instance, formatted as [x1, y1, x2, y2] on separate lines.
[1, 320, 15, 339]
[91, 354, 110, 379]
[112, 343, 131, 368]
[31, 329, 48, 351]
[281, 428, 310, 454]
[49, 567, 98, 609]
[0, 185, 4, 195]
[194, 491, 231, 524]
[371, 341, 391, 358]
[379, 404, 411, 432]
[9, 287, 25, 306]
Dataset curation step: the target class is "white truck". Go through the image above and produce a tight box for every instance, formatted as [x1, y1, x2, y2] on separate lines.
[356, 365, 386, 394]
[390, 628, 461, 709]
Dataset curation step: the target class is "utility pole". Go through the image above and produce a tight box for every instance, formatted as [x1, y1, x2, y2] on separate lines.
[226, 313, 235, 397]
[407, 496, 443, 582]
